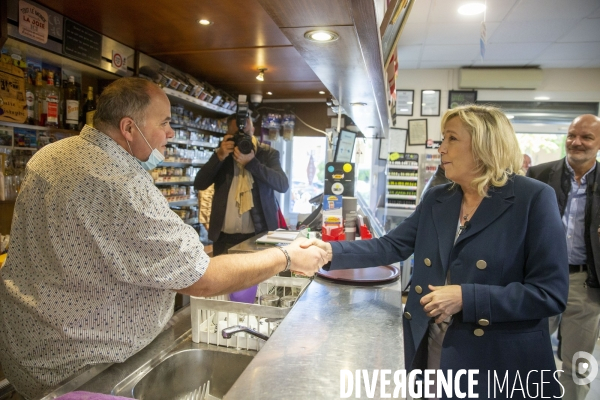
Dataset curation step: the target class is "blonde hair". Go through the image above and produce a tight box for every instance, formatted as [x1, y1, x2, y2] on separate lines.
[441, 105, 523, 197]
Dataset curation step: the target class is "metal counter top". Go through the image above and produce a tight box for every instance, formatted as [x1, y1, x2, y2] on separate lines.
[225, 276, 405, 399]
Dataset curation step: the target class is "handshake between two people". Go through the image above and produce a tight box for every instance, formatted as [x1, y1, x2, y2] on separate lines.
[280, 238, 333, 277]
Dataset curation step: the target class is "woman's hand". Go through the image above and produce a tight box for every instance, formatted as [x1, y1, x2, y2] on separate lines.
[420, 285, 463, 324]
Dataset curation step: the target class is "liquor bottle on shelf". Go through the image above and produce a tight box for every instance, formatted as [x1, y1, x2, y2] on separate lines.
[54, 73, 64, 129]
[82, 86, 96, 127]
[34, 72, 45, 126]
[25, 79, 36, 125]
[44, 71, 59, 128]
[64, 76, 79, 130]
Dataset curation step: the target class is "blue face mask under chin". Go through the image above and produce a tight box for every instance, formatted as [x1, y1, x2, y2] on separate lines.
[127, 121, 165, 170]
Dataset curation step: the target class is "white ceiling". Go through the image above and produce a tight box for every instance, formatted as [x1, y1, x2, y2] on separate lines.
[398, 0, 600, 69]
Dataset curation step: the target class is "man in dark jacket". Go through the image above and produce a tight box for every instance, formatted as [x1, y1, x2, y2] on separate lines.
[527, 114, 600, 400]
[195, 115, 288, 255]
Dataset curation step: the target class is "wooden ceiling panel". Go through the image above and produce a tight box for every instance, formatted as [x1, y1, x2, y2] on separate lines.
[258, 0, 353, 27]
[156, 47, 320, 85]
[221, 82, 328, 99]
[36, 0, 292, 53]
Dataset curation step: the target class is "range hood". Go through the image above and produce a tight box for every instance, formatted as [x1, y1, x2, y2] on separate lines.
[257, 0, 390, 138]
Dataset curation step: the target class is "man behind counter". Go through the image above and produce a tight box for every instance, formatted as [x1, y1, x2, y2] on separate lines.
[194, 113, 288, 256]
[0, 77, 327, 399]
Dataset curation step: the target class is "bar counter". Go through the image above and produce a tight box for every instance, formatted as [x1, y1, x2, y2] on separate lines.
[37, 240, 404, 399]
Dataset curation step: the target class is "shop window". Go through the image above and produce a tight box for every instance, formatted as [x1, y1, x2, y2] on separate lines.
[289, 136, 327, 218]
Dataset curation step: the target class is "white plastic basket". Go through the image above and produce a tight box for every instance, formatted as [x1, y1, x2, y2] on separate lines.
[191, 276, 310, 350]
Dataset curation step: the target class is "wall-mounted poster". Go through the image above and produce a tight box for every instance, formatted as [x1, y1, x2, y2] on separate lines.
[379, 128, 407, 160]
[448, 90, 477, 109]
[395, 90, 414, 116]
[408, 119, 428, 146]
[421, 90, 441, 116]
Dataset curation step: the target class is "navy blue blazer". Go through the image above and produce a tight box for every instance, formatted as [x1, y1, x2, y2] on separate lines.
[329, 175, 568, 398]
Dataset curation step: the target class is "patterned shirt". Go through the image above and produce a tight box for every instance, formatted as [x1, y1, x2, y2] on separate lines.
[0, 126, 209, 399]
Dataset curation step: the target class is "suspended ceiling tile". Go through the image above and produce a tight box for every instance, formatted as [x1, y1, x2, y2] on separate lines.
[536, 42, 600, 60]
[427, 0, 518, 23]
[482, 43, 552, 61]
[505, 0, 600, 21]
[421, 44, 480, 61]
[471, 59, 534, 67]
[489, 20, 579, 43]
[425, 22, 500, 45]
[405, 0, 432, 24]
[398, 23, 428, 46]
[397, 45, 423, 61]
[558, 18, 600, 42]
[418, 61, 468, 69]
[397, 60, 420, 69]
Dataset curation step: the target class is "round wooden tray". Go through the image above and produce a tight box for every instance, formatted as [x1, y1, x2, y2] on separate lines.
[316, 265, 400, 284]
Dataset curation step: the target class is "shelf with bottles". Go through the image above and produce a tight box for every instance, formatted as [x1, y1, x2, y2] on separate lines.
[385, 153, 420, 210]
[163, 88, 234, 117]
[167, 198, 199, 207]
[420, 153, 442, 193]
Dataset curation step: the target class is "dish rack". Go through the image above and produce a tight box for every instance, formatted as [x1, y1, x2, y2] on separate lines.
[191, 275, 310, 351]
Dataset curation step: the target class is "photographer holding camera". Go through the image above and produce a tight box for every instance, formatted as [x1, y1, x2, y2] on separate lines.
[194, 109, 289, 256]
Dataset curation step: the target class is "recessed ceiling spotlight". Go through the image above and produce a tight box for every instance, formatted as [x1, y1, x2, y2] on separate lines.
[198, 19, 213, 25]
[458, 3, 486, 15]
[319, 91, 325, 94]
[304, 30, 339, 43]
[267, 92, 273, 95]
[534, 96, 550, 100]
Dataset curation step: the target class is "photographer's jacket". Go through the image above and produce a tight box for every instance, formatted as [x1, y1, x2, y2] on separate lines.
[194, 142, 288, 242]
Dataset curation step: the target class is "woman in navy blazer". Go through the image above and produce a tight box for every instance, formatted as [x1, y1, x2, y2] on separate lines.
[308, 105, 568, 398]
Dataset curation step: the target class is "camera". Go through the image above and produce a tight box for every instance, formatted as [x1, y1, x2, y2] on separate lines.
[229, 97, 254, 154]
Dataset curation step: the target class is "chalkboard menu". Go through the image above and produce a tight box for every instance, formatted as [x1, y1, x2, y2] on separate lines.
[63, 19, 102, 65]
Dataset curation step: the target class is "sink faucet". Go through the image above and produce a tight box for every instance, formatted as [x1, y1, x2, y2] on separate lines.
[222, 325, 269, 341]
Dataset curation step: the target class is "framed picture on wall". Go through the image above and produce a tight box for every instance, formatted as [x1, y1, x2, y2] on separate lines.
[421, 90, 441, 116]
[395, 90, 414, 116]
[408, 119, 428, 146]
[448, 90, 477, 109]
[379, 128, 407, 160]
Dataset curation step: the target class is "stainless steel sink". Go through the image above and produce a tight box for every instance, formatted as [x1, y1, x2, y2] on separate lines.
[111, 338, 254, 400]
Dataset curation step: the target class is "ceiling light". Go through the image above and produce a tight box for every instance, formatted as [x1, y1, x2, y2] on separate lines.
[458, 3, 486, 15]
[351, 102, 367, 107]
[319, 91, 325, 94]
[506, 115, 515, 119]
[256, 68, 267, 81]
[267, 92, 273, 95]
[304, 30, 339, 43]
[534, 96, 550, 100]
[198, 19, 213, 25]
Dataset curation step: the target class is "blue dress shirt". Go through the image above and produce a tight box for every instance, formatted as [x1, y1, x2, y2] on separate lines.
[563, 162, 596, 265]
